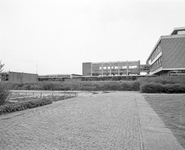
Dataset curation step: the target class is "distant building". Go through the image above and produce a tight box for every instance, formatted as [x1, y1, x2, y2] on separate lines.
[82, 61, 148, 76]
[0, 71, 38, 83]
[147, 27, 185, 75]
[38, 74, 82, 81]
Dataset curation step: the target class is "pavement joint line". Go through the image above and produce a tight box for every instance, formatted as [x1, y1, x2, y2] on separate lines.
[135, 97, 145, 150]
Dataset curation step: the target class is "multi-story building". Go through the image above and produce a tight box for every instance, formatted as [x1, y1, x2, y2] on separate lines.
[147, 27, 185, 75]
[82, 61, 141, 76]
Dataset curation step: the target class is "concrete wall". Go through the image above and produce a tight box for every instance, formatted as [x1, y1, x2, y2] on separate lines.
[162, 37, 185, 69]
[9, 71, 38, 83]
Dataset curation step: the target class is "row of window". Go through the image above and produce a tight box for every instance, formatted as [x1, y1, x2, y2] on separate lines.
[98, 65, 138, 70]
[151, 57, 162, 71]
[92, 73, 139, 76]
[151, 43, 162, 62]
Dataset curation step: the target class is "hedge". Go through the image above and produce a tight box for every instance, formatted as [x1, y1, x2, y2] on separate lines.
[140, 83, 185, 93]
[140, 83, 165, 93]
[0, 98, 52, 115]
[5, 81, 140, 91]
[163, 84, 185, 93]
[138, 75, 185, 86]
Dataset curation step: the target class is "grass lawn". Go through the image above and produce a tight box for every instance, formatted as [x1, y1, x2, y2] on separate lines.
[143, 94, 185, 149]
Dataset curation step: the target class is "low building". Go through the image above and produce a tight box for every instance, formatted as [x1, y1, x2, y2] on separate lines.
[147, 27, 185, 75]
[38, 74, 82, 81]
[0, 71, 38, 83]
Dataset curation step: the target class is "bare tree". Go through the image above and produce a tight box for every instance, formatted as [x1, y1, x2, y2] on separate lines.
[0, 60, 4, 73]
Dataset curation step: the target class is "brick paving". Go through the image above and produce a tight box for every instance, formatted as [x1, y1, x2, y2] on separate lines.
[0, 92, 143, 150]
[0, 92, 184, 150]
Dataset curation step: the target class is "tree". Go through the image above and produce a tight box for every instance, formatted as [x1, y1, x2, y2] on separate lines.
[0, 61, 9, 105]
[0, 60, 4, 73]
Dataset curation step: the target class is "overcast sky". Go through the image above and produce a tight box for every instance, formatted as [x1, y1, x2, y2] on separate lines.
[1, 0, 185, 75]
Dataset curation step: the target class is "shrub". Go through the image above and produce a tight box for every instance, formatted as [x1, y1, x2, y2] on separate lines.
[123, 81, 140, 91]
[41, 82, 55, 90]
[0, 98, 52, 115]
[164, 84, 185, 93]
[7, 81, 141, 91]
[140, 83, 165, 93]
[22, 83, 32, 90]
[140, 83, 185, 93]
[30, 84, 43, 90]
[138, 75, 185, 86]
[99, 82, 119, 91]
[131, 81, 140, 91]
[0, 84, 10, 105]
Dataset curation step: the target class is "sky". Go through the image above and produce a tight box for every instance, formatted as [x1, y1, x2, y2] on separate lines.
[0, 0, 185, 75]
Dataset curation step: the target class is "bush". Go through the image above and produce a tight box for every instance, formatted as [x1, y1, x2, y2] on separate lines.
[41, 82, 55, 90]
[0, 98, 52, 115]
[138, 75, 185, 86]
[30, 84, 43, 90]
[140, 83, 185, 93]
[140, 83, 165, 93]
[164, 84, 185, 93]
[22, 83, 32, 90]
[123, 81, 140, 91]
[0, 84, 10, 105]
[4, 81, 141, 91]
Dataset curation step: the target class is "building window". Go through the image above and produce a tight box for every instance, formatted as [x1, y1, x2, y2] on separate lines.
[129, 65, 137, 69]
[115, 66, 118, 69]
[99, 67, 102, 70]
[122, 66, 126, 69]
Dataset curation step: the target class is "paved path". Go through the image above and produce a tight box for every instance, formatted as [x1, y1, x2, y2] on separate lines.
[0, 92, 184, 150]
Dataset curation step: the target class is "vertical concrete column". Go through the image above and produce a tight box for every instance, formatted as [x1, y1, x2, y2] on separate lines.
[138, 60, 140, 75]
[118, 61, 120, 75]
[126, 61, 129, 76]
[102, 62, 103, 76]
[91, 63, 92, 76]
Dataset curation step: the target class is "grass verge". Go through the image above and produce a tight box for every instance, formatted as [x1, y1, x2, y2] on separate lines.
[143, 94, 185, 148]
